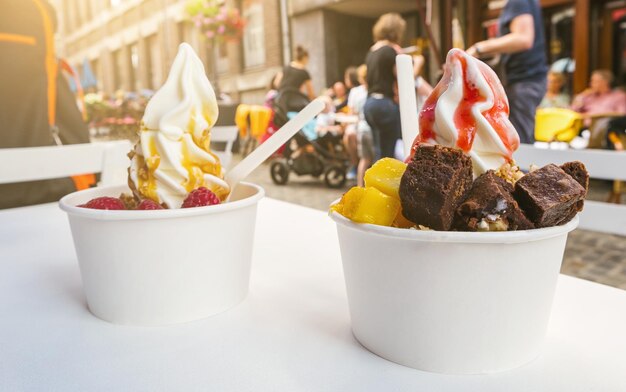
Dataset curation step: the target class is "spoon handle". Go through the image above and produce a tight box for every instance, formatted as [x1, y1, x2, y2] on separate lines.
[225, 98, 325, 190]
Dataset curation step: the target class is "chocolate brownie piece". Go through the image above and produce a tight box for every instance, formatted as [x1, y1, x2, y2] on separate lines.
[559, 161, 588, 215]
[513, 164, 586, 227]
[454, 171, 534, 231]
[560, 161, 589, 193]
[399, 145, 473, 230]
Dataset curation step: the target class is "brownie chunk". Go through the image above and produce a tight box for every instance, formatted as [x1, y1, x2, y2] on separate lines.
[513, 164, 586, 227]
[454, 171, 534, 231]
[399, 145, 473, 230]
[560, 161, 588, 217]
[560, 161, 589, 193]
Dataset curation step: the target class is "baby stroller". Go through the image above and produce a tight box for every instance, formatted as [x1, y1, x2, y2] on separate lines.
[269, 90, 348, 188]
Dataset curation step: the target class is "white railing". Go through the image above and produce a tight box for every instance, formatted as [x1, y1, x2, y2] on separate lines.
[0, 140, 132, 187]
[515, 144, 626, 236]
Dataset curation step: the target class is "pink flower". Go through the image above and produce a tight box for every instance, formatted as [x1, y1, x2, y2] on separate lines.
[216, 13, 226, 21]
[204, 17, 214, 24]
[206, 30, 215, 38]
[217, 25, 225, 34]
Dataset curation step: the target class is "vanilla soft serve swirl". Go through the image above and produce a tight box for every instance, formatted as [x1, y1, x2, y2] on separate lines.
[413, 49, 520, 175]
[129, 43, 229, 208]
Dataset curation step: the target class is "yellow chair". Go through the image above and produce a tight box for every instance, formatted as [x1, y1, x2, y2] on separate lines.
[535, 108, 583, 142]
[249, 106, 272, 139]
[235, 104, 251, 139]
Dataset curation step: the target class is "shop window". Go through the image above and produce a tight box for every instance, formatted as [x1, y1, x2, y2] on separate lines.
[242, 2, 265, 68]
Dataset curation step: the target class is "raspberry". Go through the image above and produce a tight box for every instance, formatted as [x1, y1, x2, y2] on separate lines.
[137, 199, 163, 210]
[181, 187, 221, 208]
[79, 197, 126, 210]
[137, 199, 164, 210]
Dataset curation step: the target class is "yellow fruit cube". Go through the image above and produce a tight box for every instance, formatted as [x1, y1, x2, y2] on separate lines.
[351, 187, 401, 227]
[393, 209, 415, 229]
[364, 158, 407, 199]
[341, 186, 366, 219]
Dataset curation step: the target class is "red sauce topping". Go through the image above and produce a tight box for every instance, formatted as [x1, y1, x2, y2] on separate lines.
[480, 68, 518, 160]
[411, 49, 518, 161]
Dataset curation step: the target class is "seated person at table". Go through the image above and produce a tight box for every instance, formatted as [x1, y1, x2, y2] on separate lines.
[539, 71, 570, 109]
[571, 70, 626, 125]
[571, 70, 626, 148]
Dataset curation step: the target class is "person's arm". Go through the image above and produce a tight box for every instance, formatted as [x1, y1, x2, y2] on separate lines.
[570, 93, 586, 113]
[467, 14, 535, 57]
[302, 80, 315, 100]
[274, 72, 283, 89]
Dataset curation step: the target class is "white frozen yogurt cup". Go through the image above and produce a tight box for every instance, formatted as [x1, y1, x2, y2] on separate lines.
[330, 209, 578, 374]
[59, 183, 264, 326]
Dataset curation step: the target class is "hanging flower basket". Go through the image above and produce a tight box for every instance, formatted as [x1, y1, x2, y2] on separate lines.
[185, 0, 245, 43]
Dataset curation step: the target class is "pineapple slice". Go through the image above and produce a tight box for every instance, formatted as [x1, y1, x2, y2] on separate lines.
[364, 158, 407, 199]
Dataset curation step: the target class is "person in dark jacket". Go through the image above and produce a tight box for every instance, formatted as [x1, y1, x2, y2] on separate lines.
[0, 0, 90, 208]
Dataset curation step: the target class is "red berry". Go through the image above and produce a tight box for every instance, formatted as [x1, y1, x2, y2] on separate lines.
[137, 199, 164, 210]
[79, 197, 126, 210]
[181, 187, 221, 208]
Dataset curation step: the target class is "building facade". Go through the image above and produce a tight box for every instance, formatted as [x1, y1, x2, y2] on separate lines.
[53, 0, 617, 105]
[52, 0, 285, 103]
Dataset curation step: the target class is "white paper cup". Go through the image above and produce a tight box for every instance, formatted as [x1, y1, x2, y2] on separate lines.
[59, 183, 264, 326]
[330, 210, 578, 374]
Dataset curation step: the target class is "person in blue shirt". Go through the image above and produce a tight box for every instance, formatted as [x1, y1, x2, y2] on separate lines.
[467, 0, 548, 144]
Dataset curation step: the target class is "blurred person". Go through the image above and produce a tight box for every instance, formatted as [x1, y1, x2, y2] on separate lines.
[539, 71, 570, 109]
[343, 67, 363, 180]
[349, 65, 374, 186]
[264, 73, 281, 108]
[276, 45, 315, 112]
[344, 66, 359, 91]
[413, 54, 434, 112]
[315, 96, 341, 137]
[0, 0, 90, 208]
[467, 0, 548, 144]
[363, 13, 405, 159]
[571, 70, 626, 123]
[333, 81, 348, 113]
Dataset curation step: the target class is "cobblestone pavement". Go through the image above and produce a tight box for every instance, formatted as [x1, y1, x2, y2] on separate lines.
[243, 158, 626, 290]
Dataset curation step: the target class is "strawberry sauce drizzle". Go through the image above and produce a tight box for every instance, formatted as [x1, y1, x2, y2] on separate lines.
[453, 55, 484, 152]
[409, 49, 518, 162]
[480, 69, 518, 160]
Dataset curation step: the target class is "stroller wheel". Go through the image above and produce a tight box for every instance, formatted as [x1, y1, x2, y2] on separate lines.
[324, 165, 347, 189]
[270, 161, 290, 185]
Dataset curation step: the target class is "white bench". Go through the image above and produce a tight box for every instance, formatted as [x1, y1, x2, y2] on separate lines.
[515, 144, 626, 236]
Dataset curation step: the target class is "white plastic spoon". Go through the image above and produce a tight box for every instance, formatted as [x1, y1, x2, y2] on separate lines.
[396, 54, 419, 158]
[224, 98, 325, 200]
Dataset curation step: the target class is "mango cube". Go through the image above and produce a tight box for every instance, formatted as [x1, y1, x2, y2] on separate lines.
[340, 186, 366, 218]
[393, 209, 415, 228]
[349, 187, 400, 226]
[364, 158, 407, 199]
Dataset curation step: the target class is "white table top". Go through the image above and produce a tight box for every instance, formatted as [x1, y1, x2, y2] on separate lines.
[1, 199, 626, 391]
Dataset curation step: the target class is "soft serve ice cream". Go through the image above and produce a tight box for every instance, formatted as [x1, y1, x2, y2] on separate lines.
[129, 43, 230, 208]
[411, 48, 520, 175]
